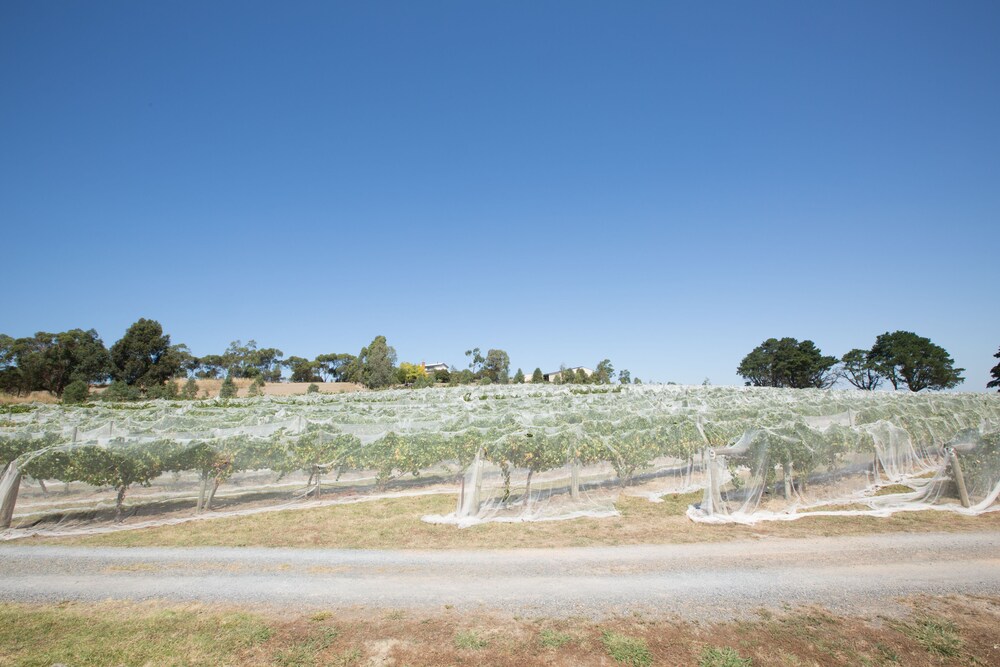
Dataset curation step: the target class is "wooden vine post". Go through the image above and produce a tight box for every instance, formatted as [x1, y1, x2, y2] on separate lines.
[948, 447, 971, 508]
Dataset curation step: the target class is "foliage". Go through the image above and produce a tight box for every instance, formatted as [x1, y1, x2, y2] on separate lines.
[219, 376, 238, 399]
[247, 377, 265, 397]
[110, 319, 181, 389]
[398, 362, 427, 384]
[531, 367, 544, 384]
[315, 352, 358, 383]
[307, 383, 319, 394]
[600, 631, 652, 667]
[512, 368, 525, 384]
[62, 380, 90, 404]
[359, 335, 397, 389]
[146, 380, 179, 400]
[869, 330, 964, 391]
[482, 349, 510, 384]
[1, 329, 110, 396]
[181, 378, 199, 400]
[219, 340, 284, 381]
[838, 348, 882, 390]
[606, 431, 660, 486]
[988, 347, 1000, 392]
[284, 356, 322, 383]
[101, 380, 142, 402]
[618, 369, 631, 385]
[737, 337, 837, 389]
[594, 359, 615, 384]
[66, 441, 176, 518]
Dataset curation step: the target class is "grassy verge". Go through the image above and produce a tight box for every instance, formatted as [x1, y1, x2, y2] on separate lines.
[2, 595, 998, 666]
[20, 490, 1000, 550]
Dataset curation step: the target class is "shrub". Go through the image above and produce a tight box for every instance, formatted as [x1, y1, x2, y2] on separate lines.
[219, 376, 238, 399]
[146, 381, 178, 400]
[101, 380, 141, 402]
[62, 380, 90, 404]
[181, 378, 199, 400]
[247, 377, 264, 397]
[307, 383, 319, 394]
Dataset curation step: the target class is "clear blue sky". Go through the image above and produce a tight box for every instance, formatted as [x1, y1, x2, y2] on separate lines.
[2, 1, 998, 389]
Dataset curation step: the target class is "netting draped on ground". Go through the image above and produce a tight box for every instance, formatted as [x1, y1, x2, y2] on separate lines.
[1, 385, 998, 537]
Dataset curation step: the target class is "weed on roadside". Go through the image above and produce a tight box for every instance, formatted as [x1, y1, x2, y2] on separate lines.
[700, 645, 752, 667]
[601, 630, 652, 666]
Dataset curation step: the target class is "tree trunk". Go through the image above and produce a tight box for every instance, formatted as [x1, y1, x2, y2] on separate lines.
[782, 462, 792, 500]
[314, 466, 322, 499]
[524, 469, 533, 508]
[197, 471, 209, 513]
[570, 458, 581, 501]
[37, 479, 48, 494]
[206, 478, 221, 510]
[115, 487, 127, 522]
[0, 463, 23, 530]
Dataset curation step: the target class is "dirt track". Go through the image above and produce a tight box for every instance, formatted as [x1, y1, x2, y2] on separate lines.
[2, 531, 998, 620]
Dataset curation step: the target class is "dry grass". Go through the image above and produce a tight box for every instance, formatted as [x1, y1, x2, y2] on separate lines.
[0, 391, 58, 404]
[27, 491, 1000, 550]
[169, 379, 365, 398]
[2, 595, 998, 666]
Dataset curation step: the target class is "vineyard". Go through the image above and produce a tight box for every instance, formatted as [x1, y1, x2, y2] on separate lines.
[1, 385, 999, 537]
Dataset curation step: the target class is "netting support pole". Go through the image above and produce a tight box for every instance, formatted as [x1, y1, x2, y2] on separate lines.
[571, 458, 581, 501]
[708, 449, 723, 514]
[458, 448, 485, 518]
[949, 448, 971, 508]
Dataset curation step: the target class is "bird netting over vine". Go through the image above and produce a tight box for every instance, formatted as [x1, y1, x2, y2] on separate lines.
[1, 385, 998, 538]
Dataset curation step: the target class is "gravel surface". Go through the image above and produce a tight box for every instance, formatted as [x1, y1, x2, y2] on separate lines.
[2, 531, 998, 619]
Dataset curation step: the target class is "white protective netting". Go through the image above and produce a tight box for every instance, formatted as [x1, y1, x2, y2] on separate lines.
[1, 385, 998, 538]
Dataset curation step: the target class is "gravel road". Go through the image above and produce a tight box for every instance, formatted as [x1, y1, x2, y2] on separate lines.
[2, 532, 998, 619]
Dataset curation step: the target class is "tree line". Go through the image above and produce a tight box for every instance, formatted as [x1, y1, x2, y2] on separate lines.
[0, 319, 632, 400]
[4, 318, 993, 401]
[737, 331, 981, 392]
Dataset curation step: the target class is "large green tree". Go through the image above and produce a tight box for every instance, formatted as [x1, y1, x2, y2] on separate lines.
[283, 356, 322, 383]
[482, 349, 510, 384]
[110, 319, 181, 388]
[593, 359, 615, 384]
[737, 337, 837, 389]
[868, 331, 964, 392]
[838, 348, 882, 390]
[222, 340, 284, 381]
[2, 329, 110, 396]
[989, 347, 1000, 392]
[359, 335, 397, 389]
[315, 353, 357, 382]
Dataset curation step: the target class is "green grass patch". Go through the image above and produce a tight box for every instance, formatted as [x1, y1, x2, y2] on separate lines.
[0, 603, 273, 666]
[454, 629, 489, 650]
[700, 645, 752, 667]
[894, 617, 963, 657]
[601, 630, 652, 666]
[274, 626, 339, 666]
[539, 628, 573, 648]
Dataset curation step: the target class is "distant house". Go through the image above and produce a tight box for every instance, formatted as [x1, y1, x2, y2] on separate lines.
[422, 362, 449, 375]
[542, 367, 594, 383]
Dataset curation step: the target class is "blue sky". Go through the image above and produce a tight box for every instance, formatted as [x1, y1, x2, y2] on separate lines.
[2, 1, 998, 388]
